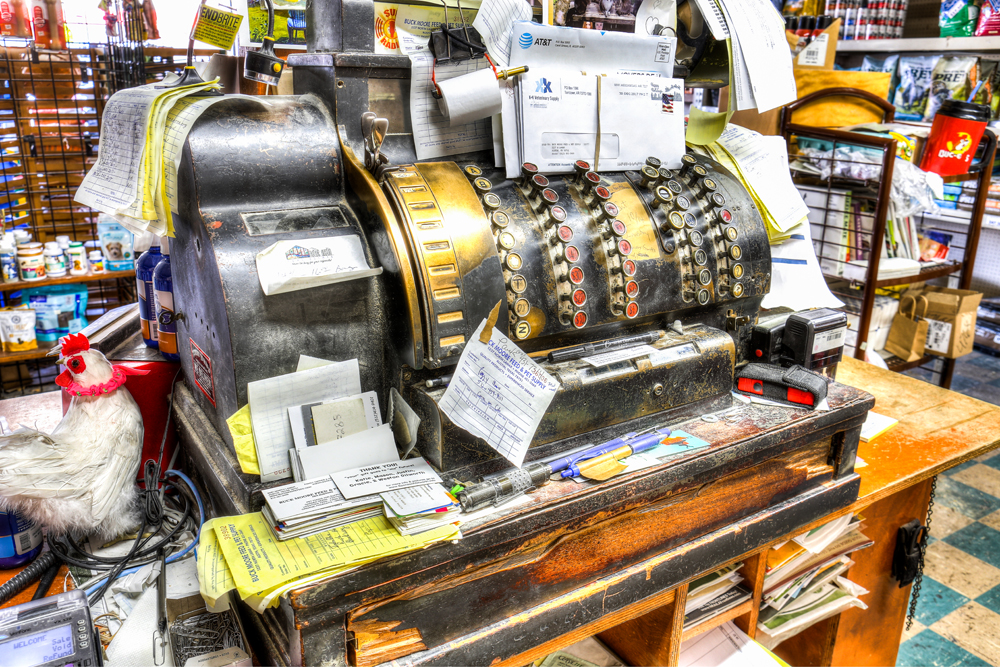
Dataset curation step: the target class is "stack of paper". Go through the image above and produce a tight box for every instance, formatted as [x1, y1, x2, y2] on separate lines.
[382, 484, 460, 535]
[702, 125, 809, 242]
[260, 477, 384, 540]
[197, 512, 461, 613]
[683, 563, 753, 630]
[860, 411, 898, 443]
[756, 516, 871, 648]
[757, 576, 869, 649]
[74, 79, 235, 236]
[288, 392, 400, 482]
[501, 22, 682, 176]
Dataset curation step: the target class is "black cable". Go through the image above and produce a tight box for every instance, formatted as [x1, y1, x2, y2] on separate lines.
[0, 551, 59, 605]
[439, 25, 486, 53]
[31, 558, 62, 600]
[155, 368, 182, 484]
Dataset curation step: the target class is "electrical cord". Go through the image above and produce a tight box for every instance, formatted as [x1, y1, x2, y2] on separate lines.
[82, 470, 204, 600]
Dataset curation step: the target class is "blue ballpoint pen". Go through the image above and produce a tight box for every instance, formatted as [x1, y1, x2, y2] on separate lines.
[560, 430, 671, 479]
[546, 432, 639, 474]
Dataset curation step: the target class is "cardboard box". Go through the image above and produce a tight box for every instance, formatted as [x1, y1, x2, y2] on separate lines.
[904, 286, 983, 359]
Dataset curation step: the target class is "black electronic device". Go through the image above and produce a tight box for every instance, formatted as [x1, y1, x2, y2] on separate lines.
[751, 311, 792, 365]
[0, 589, 101, 667]
[781, 308, 848, 372]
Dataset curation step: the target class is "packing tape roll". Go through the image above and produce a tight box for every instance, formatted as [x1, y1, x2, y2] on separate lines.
[436, 68, 502, 127]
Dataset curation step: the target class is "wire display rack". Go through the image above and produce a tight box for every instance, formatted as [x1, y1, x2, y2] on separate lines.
[0, 10, 206, 396]
[780, 87, 997, 389]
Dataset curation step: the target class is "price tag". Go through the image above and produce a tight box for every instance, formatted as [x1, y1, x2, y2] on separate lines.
[191, 5, 244, 50]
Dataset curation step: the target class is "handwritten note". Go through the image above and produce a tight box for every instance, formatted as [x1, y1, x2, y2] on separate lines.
[247, 359, 363, 482]
[440, 309, 559, 466]
[255, 235, 382, 296]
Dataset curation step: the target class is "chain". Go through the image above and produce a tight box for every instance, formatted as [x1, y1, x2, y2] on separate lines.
[905, 475, 937, 631]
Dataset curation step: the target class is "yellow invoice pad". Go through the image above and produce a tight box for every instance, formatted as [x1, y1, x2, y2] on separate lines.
[214, 513, 460, 596]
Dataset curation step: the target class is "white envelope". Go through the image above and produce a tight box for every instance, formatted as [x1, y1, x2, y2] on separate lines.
[500, 22, 676, 176]
[508, 21, 675, 76]
[518, 69, 684, 173]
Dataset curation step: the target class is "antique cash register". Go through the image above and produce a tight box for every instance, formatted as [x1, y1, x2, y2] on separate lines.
[168, 2, 873, 663]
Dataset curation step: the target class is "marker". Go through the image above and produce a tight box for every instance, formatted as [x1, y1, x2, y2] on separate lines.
[547, 331, 660, 364]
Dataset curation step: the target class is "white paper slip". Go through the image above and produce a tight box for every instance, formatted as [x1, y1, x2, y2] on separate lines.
[440, 309, 560, 466]
[409, 51, 494, 160]
[293, 424, 400, 481]
[582, 345, 658, 367]
[692, 0, 730, 39]
[381, 483, 455, 516]
[395, 2, 480, 56]
[255, 235, 382, 296]
[860, 411, 898, 443]
[717, 126, 808, 234]
[714, 0, 795, 112]
[679, 620, 778, 667]
[296, 355, 335, 372]
[763, 222, 844, 311]
[247, 359, 363, 482]
[260, 476, 381, 524]
[472, 0, 533, 67]
[332, 458, 443, 499]
[309, 391, 382, 448]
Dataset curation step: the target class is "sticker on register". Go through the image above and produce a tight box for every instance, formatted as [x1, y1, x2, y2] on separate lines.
[564, 245, 580, 263]
[735, 364, 829, 410]
[557, 225, 574, 242]
[622, 259, 637, 277]
[568, 266, 585, 285]
[649, 343, 696, 367]
[572, 310, 589, 328]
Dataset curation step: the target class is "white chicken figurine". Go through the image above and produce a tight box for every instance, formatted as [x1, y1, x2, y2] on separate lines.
[0, 333, 147, 538]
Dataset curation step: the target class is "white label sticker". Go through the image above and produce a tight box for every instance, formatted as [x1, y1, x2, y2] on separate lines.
[926, 319, 953, 354]
[797, 33, 829, 67]
[812, 326, 847, 354]
[582, 344, 658, 367]
[649, 343, 697, 367]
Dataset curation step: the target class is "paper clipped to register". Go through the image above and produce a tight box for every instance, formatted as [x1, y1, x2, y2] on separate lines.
[439, 306, 559, 466]
[256, 235, 382, 296]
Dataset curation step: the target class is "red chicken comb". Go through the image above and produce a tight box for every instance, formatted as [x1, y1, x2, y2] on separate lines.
[58, 333, 90, 356]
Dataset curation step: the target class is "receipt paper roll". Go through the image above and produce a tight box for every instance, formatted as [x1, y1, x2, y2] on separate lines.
[436, 68, 502, 127]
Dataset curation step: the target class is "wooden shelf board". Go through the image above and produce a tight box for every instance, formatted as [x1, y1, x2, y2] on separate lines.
[874, 261, 963, 288]
[837, 36, 1000, 52]
[0, 340, 55, 363]
[0, 269, 132, 293]
[680, 600, 755, 643]
[885, 354, 933, 373]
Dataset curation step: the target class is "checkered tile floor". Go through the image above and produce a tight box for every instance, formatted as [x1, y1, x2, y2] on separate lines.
[896, 350, 1000, 666]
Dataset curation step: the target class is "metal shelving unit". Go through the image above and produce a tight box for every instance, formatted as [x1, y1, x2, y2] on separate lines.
[781, 87, 997, 390]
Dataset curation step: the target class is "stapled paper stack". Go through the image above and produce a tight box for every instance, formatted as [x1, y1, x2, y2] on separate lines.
[74, 78, 230, 236]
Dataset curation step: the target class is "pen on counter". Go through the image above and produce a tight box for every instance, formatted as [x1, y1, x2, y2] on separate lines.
[544, 428, 660, 474]
[457, 460, 552, 511]
[547, 331, 661, 364]
[561, 431, 679, 481]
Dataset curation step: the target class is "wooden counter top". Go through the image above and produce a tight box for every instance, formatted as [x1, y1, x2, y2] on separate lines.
[839, 356, 1000, 505]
